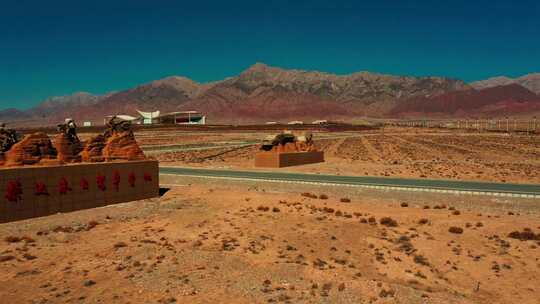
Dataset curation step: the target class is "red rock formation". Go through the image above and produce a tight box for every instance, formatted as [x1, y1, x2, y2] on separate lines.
[102, 131, 146, 161]
[80, 135, 106, 162]
[53, 133, 82, 163]
[4, 132, 58, 166]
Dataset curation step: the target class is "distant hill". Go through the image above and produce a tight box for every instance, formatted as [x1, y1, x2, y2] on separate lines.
[174, 63, 466, 123]
[471, 74, 540, 94]
[390, 84, 540, 117]
[3, 64, 540, 126]
[0, 108, 31, 121]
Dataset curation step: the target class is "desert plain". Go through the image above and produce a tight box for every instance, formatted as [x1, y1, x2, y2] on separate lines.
[150, 127, 540, 184]
[1, 126, 539, 304]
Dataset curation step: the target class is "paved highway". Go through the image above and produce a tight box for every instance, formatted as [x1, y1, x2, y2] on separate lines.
[160, 166, 540, 198]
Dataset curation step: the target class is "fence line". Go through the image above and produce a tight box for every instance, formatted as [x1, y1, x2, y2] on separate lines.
[387, 119, 539, 134]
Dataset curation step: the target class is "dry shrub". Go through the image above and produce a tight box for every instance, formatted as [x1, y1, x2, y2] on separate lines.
[53, 226, 74, 233]
[301, 192, 317, 199]
[418, 218, 429, 225]
[380, 217, 398, 227]
[319, 194, 329, 200]
[323, 207, 335, 213]
[340, 198, 351, 203]
[508, 230, 540, 241]
[87, 220, 99, 230]
[413, 254, 430, 266]
[4, 236, 21, 243]
[114, 242, 128, 248]
[379, 289, 395, 298]
[452, 210, 461, 215]
[0, 255, 15, 262]
[448, 226, 464, 234]
[400, 202, 408, 207]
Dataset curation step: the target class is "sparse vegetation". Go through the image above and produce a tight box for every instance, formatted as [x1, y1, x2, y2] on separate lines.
[449, 227, 464, 234]
[508, 230, 540, 241]
[380, 217, 398, 227]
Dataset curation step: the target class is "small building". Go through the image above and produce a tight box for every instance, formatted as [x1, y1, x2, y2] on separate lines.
[154, 111, 206, 125]
[105, 110, 206, 126]
[312, 120, 328, 125]
[136, 110, 160, 125]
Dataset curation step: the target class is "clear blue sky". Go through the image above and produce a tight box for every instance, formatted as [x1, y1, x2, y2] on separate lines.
[1, 0, 539, 110]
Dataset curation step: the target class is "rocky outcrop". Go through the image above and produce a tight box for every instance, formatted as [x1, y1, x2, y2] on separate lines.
[4, 132, 58, 166]
[102, 132, 146, 161]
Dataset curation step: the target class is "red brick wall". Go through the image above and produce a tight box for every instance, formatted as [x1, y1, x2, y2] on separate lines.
[0, 160, 159, 223]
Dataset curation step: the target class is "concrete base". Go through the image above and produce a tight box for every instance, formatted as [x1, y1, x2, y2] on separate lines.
[255, 151, 324, 168]
[0, 160, 159, 223]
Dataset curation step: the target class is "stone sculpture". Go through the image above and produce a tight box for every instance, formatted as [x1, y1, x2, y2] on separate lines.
[0, 116, 147, 167]
[102, 116, 146, 161]
[4, 132, 58, 166]
[54, 119, 83, 163]
[260, 131, 316, 153]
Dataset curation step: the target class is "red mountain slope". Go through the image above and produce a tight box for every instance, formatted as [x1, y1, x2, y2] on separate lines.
[390, 84, 540, 118]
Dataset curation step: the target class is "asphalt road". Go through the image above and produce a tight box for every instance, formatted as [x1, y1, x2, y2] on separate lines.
[160, 166, 540, 197]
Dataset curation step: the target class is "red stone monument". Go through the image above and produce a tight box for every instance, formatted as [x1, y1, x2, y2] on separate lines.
[0, 118, 159, 223]
[254, 132, 325, 168]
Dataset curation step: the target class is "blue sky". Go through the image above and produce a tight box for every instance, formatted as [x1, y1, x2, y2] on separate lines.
[1, 0, 539, 109]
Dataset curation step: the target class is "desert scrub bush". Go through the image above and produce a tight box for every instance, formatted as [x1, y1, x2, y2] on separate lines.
[448, 226, 464, 234]
[301, 192, 317, 199]
[418, 218, 429, 225]
[380, 217, 398, 227]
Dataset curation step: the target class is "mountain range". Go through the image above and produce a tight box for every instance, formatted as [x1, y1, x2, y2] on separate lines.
[2, 63, 540, 126]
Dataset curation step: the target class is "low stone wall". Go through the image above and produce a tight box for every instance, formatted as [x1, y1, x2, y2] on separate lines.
[0, 160, 159, 223]
[254, 151, 324, 168]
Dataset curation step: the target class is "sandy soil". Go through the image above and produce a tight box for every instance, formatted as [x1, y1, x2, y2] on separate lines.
[1, 181, 539, 304]
[154, 129, 540, 184]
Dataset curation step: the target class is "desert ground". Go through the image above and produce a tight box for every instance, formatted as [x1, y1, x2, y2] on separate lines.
[1, 126, 539, 303]
[147, 127, 540, 184]
[0, 179, 539, 304]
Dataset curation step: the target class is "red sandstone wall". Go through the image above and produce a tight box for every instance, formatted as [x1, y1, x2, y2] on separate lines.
[0, 160, 159, 223]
